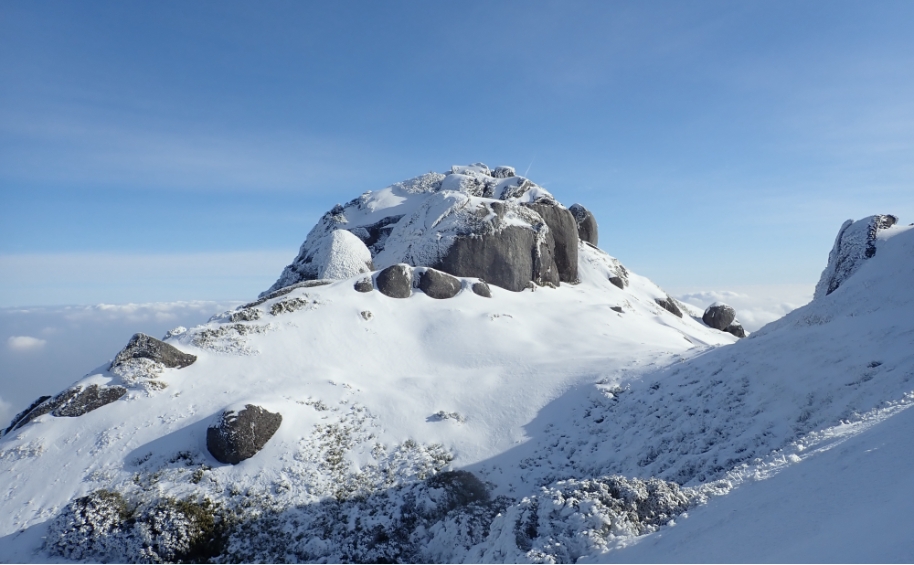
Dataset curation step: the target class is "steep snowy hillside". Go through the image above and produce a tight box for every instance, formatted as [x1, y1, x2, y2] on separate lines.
[0, 163, 910, 563]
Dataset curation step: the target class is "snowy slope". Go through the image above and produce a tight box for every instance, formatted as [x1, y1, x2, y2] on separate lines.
[1, 163, 912, 562]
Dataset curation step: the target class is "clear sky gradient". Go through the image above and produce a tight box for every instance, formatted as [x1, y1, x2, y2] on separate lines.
[2, 0, 913, 306]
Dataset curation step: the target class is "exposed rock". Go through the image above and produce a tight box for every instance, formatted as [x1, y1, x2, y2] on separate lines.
[471, 281, 492, 298]
[523, 202, 579, 283]
[611, 306, 624, 313]
[609, 276, 626, 289]
[229, 308, 261, 322]
[375, 264, 413, 298]
[53, 385, 128, 417]
[262, 165, 562, 296]
[433, 224, 559, 292]
[206, 404, 282, 465]
[360, 310, 373, 321]
[814, 214, 898, 299]
[353, 277, 374, 293]
[570, 203, 599, 246]
[655, 297, 683, 318]
[6, 385, 127, 432]
[726, 323, 747, 338]
[2, 395, 51, 435]
[702, 304, 736, 331]
[417, 268, 461, 299]
[110, 333, 196, 371]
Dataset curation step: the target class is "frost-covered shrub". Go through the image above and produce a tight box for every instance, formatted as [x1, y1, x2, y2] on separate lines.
[46, 491, 224, 564]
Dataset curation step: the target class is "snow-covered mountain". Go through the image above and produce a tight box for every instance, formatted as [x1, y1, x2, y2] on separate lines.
[0, 165, 911, 563]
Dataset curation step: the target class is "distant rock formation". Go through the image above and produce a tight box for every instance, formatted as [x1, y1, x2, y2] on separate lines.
[814, 214, 898, 299]
[207, 404, 282, 465]
[263, 164, 599, 294]
[110, 333, 197, 371]
[655, 296, 683, 318]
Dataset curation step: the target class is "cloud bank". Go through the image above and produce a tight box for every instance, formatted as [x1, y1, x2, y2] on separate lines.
[672, 284, 814, 332]
[7, 335, 47, 351]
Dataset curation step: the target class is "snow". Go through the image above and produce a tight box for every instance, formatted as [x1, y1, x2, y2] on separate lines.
[1, 164, 912, 563]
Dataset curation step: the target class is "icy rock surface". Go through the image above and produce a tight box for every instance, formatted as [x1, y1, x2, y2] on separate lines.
[814, 214, 898, 299]
[264, 164, 584, 294]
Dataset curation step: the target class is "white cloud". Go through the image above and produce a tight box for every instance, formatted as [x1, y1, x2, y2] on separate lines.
[672, 284, 814, 332]
[7, 335, 47, 351]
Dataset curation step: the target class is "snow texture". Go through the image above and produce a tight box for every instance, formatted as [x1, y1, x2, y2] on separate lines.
[1, 203, 912, 563]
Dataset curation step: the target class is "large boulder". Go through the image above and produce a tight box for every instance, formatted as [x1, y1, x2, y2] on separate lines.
[4, 384, 128, 433]
[110, 333, 196, 371]
[726, 323, 747, 338]
[523, 202, 579, 283]
[417, 268, 461, 299]
[814, 214, 898, 299]
[702, 303, 737, 331]
[471, 281, 492, 298]
[433, 224, 559, 292]
[569, 203, 599, 246]
[376, 264, 413, 298]
[206, 404, 282, 465]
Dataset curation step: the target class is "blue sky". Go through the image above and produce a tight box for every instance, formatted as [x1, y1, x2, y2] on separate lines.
[2, 0, 914, 306]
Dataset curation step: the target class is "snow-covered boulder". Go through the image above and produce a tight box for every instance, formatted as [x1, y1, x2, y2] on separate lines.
[376, 264, 413, 298]
[207, 404, 282, 465]
[263, 164, 589, 294]
[353, 277, 373, 293]
[110, 333, 197, 371]
[570, 203, 599, 246]
[814, 214, 898, 299]
[702, 303, 737, 331]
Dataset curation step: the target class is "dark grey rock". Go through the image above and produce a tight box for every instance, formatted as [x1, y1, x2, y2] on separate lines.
[524, 203, 579, 283]
[229, 308, 261, 322]
[207, 404, 282, 465]
[6, 385, 127, 432]
[353, 277, 374, 293]
[655, 297, 683, 318]
[491, 166, 516, 179]
[702, 304, 736, 331]
[3, 395, 51, 436]
[110, 333, 196, 371]
[611, 306, 624, 313]
[53, 385, 128, 417]
[433, 225, 559, 292]
[609, 276, 626, 290]
[375, 264, 413, 298]
[418, 268, 461, 299]
[471, 281, 492, 298]
[569, 203, 599, 246]
[725, 323, 747, 338]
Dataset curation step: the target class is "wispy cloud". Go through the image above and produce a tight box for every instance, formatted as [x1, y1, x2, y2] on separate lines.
[7, 335, 47, 351]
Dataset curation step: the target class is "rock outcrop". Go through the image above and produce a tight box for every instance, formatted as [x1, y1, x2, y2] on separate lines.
[702, 304, 737, 331]
[375, 264, 413, 298]
[417, 268, 461, 299]
[263, 164, 598, 294]
[523, 202, 579, 283]
[570, 203, 599, 246]
[814, 214, 898, 299]
[725, 323, 747, 338]
[207, 404, 282, 465]
[353, 277, 373, 293]
[4, 384, 127, 433]
[110, 333, 196, 371]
